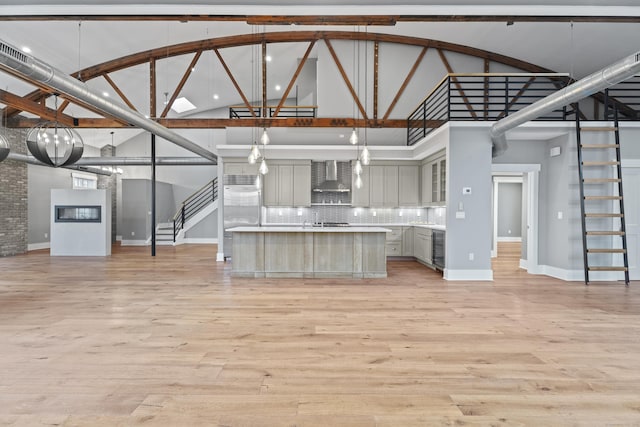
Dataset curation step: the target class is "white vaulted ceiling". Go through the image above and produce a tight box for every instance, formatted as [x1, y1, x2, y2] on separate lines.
[0, 1, 639, 148]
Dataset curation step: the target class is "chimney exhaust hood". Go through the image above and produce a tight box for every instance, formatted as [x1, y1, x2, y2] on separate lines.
[312, 160, 351, 193]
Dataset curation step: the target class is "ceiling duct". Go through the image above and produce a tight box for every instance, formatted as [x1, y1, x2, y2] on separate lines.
[0, 38, 217, 163]
[7, 152, 112, 176]
[491, 51, 640, 157]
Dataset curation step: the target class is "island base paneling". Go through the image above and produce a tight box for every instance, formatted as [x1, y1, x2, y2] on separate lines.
[231, 228, 387, 278]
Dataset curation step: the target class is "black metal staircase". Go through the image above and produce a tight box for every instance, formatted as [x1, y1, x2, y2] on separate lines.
[170, 178, 218, 243]
[575, 104, 630, 285]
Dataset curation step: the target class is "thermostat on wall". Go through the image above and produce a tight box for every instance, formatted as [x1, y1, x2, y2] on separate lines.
[462, 187, 472, 195]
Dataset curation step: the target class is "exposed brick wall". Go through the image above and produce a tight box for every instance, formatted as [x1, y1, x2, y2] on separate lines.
[0, 128, 28, 257]
[97, 144, 117, 243]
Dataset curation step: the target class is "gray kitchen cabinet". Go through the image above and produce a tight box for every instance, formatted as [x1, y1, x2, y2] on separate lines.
[370, 165, 399, 207]
[421, 153, 446, 206]
[263, 162, 311, 207]
[352, 163, 370, 207]
[224, 161, 259, 175]
[398, 165, 420, 207]
[292, 164, 311, 207]
[402, 226, 414, 256]
[385, 226, 403, 257]
[369, 165, 385, 207]
[421, 163, 432, 204]
[414, 227, 433, 265]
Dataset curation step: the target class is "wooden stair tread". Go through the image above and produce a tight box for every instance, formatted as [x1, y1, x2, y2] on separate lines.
[580, 127, 618, 132]
[588, 266, 628, 271]
[586, 231, 626, 236]
[583, 178, 621, 183]
[582, 161, 621, 166]
[585, 213, 624, 218]
[584, 196, 622, 200]
[581, 144, 620, 149]
[587, 249, 627, 253]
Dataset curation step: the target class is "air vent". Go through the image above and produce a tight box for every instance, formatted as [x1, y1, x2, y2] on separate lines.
[0, 41, 28, 64]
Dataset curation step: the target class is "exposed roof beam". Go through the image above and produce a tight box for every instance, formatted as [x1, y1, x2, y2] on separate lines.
[0, 14, 638, 24]
[6, 117, 413, 129]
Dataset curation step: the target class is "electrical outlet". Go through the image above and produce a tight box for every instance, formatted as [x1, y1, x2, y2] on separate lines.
[44, 232, 48, 239]
[469, 253, 474, 261]
[131, 231, 135, 236]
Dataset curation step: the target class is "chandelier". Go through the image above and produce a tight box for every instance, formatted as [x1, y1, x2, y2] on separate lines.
[25, 95, 84, 167]
[247, 30, 270, 181]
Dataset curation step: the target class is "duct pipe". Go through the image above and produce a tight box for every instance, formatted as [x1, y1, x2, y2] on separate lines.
[7, 152, 112, 176]
[74, 156, 215, 166]
[0, 39, 218, 163]
[491, 51, 640, 157]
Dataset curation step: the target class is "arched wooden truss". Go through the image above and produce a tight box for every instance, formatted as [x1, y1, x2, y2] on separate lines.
[0, 30, 617, 129]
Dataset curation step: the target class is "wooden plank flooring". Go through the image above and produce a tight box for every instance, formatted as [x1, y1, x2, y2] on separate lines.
[0, 243, 639, 426]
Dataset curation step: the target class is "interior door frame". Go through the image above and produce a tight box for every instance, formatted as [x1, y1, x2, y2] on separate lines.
[491, 163, 541, 273]
[492, 176, 524, 257]
[622, 159, 640, 280]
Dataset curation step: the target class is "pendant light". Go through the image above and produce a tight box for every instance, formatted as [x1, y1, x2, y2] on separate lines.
[354, 158, 363, 175]
[360, 144, 370, 165]
[260, 128, 270, 145]
[349, 129, 358, 145]
[354, 173, 363, 189]
[259, 158, 269, 175]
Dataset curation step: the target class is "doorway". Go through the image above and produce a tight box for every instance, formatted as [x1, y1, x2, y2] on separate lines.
[491, 164, 541, 274]
[622, 163, 640, 280]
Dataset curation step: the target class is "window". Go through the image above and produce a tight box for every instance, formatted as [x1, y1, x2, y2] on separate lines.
[72, 172, 97, 189]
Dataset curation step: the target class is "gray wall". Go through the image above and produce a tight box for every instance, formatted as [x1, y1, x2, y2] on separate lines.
[497, 182, 522, 238]
[184, 209, 218, 239]
[121, 179, 176, 241]
[446, 127, 493, 273]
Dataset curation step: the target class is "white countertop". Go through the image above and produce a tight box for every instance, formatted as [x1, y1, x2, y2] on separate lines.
[228, 226, 391, 233]
[257, 223, 446, 231]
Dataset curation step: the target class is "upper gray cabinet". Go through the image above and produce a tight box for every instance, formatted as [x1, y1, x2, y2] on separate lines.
[262, 161, 311, 207]
[398, 165, 420, 207]
[421, 151, 446, 206]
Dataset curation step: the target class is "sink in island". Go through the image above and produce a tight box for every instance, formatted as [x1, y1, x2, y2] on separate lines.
[228, 226, 390, 278]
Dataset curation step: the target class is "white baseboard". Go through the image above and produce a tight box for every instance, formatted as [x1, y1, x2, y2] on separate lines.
[536, 265, 622, 282]
[28, 242, 50, 251]
[216, 252, 225, 262]
[519, 259, 528, 270]
[497, 237, 522, 242]
[443, 269, 494, 281]
[179, 238, 218, 245]
[120, 240, 150, 246]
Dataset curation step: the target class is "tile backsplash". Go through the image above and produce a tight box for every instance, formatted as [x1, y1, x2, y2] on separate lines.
[263, 205, 446, 225]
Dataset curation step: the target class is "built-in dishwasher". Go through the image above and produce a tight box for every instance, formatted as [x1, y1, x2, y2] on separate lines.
[432, 229, 445, 270]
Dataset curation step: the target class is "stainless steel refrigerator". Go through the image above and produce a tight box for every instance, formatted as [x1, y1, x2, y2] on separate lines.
[223, 175, 260, 259]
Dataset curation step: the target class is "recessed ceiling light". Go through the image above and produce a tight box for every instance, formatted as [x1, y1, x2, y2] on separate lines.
[102, 92, 109, 97]
[21, 46, 31, 53]
[170, 97, 197, 113]
[275, 85, 281, 91]
[213, 94, 220, 100]
[266, 55, 272, 62]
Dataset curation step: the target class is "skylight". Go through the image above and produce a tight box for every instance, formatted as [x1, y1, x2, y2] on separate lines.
[170, 97, 197, 114]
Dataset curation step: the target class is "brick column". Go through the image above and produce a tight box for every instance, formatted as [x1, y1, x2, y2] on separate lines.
[97, 144, 117, 243]
[0, 127, 28, 257]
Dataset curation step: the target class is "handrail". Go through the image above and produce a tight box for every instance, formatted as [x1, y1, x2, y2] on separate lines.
[170, 178, 218, 242]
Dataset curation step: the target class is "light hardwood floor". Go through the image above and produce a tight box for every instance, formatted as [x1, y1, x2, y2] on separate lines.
[0, 243, 639, 426]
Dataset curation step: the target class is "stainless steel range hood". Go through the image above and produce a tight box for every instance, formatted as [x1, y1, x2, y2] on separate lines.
[312, 160, 350, 193]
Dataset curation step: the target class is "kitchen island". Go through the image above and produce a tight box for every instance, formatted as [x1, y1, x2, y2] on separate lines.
[228, 226, 390, 278]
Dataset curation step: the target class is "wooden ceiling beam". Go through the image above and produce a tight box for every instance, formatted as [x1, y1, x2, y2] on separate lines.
[103, 73, 138, 112]
[383, 45, 428, 121]
[213, 48, 257, 118]
[324, 38, 368, 123]
[437, 49, 478, 120]
[6, 116, 413, 129]
[273, 41, 316, 118]
[0, 88, 75, 126]
[160, 50, 202, 118]
[0, 14, 637, 24]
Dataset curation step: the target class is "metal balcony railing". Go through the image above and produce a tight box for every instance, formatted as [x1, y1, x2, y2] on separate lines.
[229, 105, 317, 119]
[407, 73, 572, 146]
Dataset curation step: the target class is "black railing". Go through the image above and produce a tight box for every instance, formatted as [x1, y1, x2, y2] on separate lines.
[603, 78, 640, 120]
[229, 105, 317, 119]
[407, 73, 572, 146]
[172, 178, 218, 242]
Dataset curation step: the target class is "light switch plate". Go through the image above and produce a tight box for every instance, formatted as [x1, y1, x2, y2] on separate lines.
[463, 187, 472, 195]
[456, 211, 466, 219]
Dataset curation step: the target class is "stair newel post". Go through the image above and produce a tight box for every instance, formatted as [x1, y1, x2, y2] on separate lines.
[173, 220, 177, 243]
[181, 203, 186, 231]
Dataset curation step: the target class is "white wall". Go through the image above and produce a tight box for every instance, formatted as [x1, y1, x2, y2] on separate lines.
[50, 189, 111, 256]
